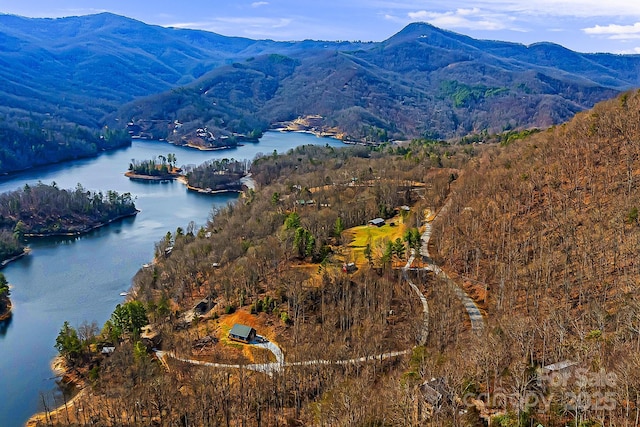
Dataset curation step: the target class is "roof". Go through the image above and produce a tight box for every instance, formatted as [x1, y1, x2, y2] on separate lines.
[229, 323, 255, 339]
[542, 360, 577, 372]
[369, 218, 385, 225]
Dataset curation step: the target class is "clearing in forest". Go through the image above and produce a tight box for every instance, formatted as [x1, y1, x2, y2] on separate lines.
[345, 214, 408, 266]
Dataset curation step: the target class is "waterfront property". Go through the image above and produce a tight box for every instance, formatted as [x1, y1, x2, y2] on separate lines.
[228, 324, 257, 343]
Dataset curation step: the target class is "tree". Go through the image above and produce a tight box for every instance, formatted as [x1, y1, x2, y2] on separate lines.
[364, 242, 373, 265]
[0, 273, 9, 312]
[403, 228, 422, 252]
[55, 321, 82, 363]
[13, 220, 26, 241]
[110, 301, 148, 338]
[393, 237, 406, 261]
[0, 273, 8, 298]
[284, 212, 301, 230]
[167, 153, 177, 170]
[333, 217, 345, 238]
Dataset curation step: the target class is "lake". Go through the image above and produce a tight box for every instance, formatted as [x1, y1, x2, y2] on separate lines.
[0, 131, 345, 427]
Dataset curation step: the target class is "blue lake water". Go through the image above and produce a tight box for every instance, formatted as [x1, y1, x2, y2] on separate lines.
[0, 132, 344, 426]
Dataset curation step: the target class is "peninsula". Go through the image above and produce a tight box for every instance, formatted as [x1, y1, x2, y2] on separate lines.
[0, 182, 138, 264]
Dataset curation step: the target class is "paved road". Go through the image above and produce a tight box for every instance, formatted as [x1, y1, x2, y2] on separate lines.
[155, 348, 411, 375]
[402, 250, 429, 345]
[421, 203, 485, 332]
[155, 198, 484, 376]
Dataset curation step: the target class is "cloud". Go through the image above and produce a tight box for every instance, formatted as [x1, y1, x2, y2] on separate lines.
[372, 0, 640, 19]
[617, 47, 640, 54]
[167, 16, 292, 38]
[583, 22, 640, 40]
[251, 2, 269, 7]
[406, 8, 515, 31]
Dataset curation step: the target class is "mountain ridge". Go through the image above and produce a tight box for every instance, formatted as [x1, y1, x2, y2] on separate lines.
[0, 12, 639, 172]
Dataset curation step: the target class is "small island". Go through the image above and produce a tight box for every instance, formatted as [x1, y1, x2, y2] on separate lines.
[183, 158, 247, 194]
[127, 155, 250, 194]
[125, 154, 181, 181]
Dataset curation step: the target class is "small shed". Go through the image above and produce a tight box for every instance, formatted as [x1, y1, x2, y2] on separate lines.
[368, 218, 385, 227]
[228, 324, 257, 343]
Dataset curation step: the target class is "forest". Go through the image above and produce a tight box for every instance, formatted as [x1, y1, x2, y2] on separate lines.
[0, 119, 131, 175]
[37, 90, 640, 427]
[127, 154, 179, 178]
[39, 139, 469, 426]
[184, 158, 248, 192]
[0, 182, 137, 244]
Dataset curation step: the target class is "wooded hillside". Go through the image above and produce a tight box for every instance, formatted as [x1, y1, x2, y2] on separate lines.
[40, 93, 640, 427]
[431, 89, 640, 425]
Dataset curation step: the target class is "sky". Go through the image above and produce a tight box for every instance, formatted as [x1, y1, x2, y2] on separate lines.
[2, 0, 640, 54]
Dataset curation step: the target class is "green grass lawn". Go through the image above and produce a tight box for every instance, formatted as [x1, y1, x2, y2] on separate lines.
[345, 217, 407, 264]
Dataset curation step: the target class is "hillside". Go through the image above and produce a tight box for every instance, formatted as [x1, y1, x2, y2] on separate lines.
[429, 89, 640, 424]
[118, 22, 634, 144]
[2, 15, 640, 172]
[35, 92, 640, 426]
[0, 13, 367, 173]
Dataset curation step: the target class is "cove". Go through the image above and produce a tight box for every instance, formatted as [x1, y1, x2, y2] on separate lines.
[0, 132, 345, 426]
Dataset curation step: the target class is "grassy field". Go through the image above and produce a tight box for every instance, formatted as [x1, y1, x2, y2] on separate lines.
[345, 215, 408, 265]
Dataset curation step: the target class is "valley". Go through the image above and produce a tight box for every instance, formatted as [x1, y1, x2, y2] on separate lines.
[1, 13, 639, 174]
[3, 10, 640, 427]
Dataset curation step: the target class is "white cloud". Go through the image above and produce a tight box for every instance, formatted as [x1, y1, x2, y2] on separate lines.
[617, 47, 640, 54]
[406, 8, 514, 31]
[371, 0, 640, 19]
[167, 16, 292, 37]
[251, 2, 269, 8]
[583, 22, 640, 41]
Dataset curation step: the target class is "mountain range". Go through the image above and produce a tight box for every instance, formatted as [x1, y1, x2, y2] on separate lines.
[0, 12, 639, 172]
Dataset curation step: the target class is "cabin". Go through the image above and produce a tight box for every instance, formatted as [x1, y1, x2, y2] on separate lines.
[193, 296, 215, 315]
[368, 217, 385, 227]
[539, 359, 578, 386]
[228, 324, 257, 344]
[101, 346, 116, 356]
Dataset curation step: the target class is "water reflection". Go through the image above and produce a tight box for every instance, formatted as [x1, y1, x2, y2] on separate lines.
[0, 314, 12, 337]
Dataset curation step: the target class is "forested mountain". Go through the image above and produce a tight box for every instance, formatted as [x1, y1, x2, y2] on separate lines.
[426, 89, 640, 424]
[0, 13, 366, 174]
[117, 22, 637, 143]
[2, 14, 640, 173]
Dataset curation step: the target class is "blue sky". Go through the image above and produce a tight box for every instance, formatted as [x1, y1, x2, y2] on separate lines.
[2, 0, 640, 53]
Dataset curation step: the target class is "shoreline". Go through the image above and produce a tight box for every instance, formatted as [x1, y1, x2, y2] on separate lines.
[23, 210, 139, 239]
[269, 127, 366, 145]
[175, 142, 244, 151]
[124, 171, 180, 181]
[176, 176, 243, 195]
[0, 247, 31, 269]
[0, 299, 12, 321]
[26, 356, 84, 427]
